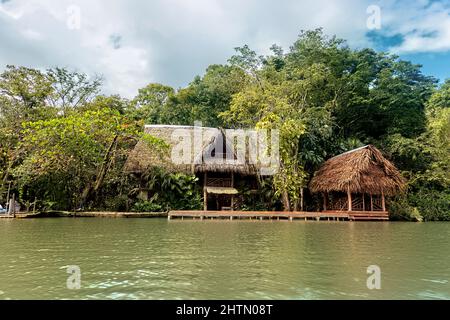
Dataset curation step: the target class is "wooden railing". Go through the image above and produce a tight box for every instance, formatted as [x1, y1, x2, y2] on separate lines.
[371, 197, 383, 211]
[329, 198, 348, 211]
[352, 198, 364, 211]
[327, 195, 384, 212]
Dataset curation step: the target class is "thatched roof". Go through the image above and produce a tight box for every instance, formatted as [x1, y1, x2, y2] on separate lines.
[309, 145, 406, 196]
[125, 125, 257, 175]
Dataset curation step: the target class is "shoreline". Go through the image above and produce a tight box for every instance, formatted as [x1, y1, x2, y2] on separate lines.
[0, 211, 168, 219]
[0, 211, 428, 222]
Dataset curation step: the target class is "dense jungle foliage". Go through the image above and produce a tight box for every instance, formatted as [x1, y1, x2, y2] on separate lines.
[0, 29, 448, 220]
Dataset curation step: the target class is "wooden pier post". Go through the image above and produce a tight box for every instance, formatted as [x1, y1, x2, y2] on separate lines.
[203, 173, 207, 211]
[347, 186, 352, 211]
[9, 194, 15, 215]
[231, 172, 234, 211]
[6, 181, 11, 214]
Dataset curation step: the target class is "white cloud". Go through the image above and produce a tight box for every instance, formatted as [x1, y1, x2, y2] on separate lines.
[379, 0, 450, 53]
[21, 28, 43, 40]
[98, 46, 151, 97]
[0, 0, 448, 98]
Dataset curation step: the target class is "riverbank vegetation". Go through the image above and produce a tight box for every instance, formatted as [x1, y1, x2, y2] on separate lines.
[0, 29, 448, 220]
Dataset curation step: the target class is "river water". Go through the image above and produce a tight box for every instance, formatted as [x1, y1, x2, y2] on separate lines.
[0, 218, 449, 299]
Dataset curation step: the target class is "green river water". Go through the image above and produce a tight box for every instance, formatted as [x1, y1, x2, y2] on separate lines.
[0, 218, 449, 299]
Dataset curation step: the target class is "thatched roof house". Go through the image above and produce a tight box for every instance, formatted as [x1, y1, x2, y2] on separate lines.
[125, 125, 262, 211]
[309, 145, 406, 212]
[310, 145, 405, 196]
[125, 125, 257, 175]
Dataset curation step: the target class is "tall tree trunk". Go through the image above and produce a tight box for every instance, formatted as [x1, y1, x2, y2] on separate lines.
[300, 188, 304, 211]
[94, 135, 118, 192]
[79, 135, 118, 209]
[293, 199, 298, 212]
[2, 159, 14, 183]
[282, 190, 290, 212]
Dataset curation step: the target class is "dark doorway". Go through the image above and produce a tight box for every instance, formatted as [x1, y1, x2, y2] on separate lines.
[206, 194, 232, 210]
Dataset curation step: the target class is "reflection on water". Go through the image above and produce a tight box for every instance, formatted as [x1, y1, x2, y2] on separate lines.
[0, 218, 449, 299]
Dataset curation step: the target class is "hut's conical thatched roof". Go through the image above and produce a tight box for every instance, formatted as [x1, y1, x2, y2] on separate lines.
[124, 125, 257, 175]
[309, 145, 406, 196]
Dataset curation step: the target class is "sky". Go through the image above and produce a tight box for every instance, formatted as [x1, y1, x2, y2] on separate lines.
[0, 0, 449, 98]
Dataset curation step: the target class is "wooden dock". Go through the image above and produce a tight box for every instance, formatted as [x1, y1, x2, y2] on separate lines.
[0, 211, 167, 219]
[1, 211, 389, 221]
[168, 210, 389, 221]
[0, 212, 53, 219]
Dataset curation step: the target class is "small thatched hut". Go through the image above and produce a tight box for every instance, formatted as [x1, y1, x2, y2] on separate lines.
[125, 125, 259, 211]
[309, 145, 406, 213]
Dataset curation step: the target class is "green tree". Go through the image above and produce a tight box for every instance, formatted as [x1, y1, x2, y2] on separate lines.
[0, 66, 56, 189]
[222, 82, 308, 211]
[387, 80, 450, 220]
[14, 108, 164, 210]
[131, 65, 249, 127]
[47, 67, 103, 114]
[128, 83, 175, 123]
[81, 94, 130, 114]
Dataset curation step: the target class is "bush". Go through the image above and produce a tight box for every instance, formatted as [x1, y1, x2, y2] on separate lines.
[132, 201, 164, 212]
[390, 189, 450, 221]
[388, 195, 422, 221]
[408, 189, 450, 221]
[141, 168, 203, 211]
[101, 194, 130, 212]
